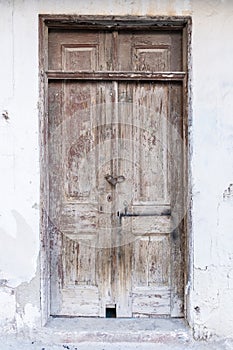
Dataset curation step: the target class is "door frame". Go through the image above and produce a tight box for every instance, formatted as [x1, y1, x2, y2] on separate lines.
[39, 14, 192, 325]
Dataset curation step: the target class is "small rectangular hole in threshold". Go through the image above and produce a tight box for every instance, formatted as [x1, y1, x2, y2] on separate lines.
[106, 305, 116, 318]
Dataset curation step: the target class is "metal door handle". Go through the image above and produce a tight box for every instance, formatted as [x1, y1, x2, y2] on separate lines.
[105, 174, 125, 186]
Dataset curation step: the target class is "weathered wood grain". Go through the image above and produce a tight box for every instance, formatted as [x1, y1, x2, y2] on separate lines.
[48, 25, 185, 318]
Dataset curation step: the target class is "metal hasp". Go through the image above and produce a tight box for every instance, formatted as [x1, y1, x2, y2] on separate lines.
[117, 207, 171, 224]
[105, 174, 125, 186]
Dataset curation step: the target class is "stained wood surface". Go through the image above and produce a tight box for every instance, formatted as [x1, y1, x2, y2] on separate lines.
[48, 27, 185, 318]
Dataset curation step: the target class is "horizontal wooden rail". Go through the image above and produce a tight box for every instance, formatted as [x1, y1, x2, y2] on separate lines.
[46, 71, 186, 81]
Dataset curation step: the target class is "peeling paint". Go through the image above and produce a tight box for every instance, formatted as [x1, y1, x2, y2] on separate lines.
[16, 303, 41, 330]
[0, 210, 39, 287]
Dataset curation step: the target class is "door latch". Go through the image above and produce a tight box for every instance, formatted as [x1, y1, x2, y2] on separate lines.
[105, 174, 125, 186]
[117, 207, 171, 224]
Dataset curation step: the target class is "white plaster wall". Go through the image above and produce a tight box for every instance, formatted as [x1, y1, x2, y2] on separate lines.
[191, 0, 233, 339]
[0, 0, 233, 339]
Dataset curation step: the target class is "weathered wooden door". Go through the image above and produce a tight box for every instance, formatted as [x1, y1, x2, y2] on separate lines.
[47, 25, 185, 318]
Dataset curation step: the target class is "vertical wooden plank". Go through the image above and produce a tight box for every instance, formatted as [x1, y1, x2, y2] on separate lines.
[99, 32, 113, 70]
[115, 82, 134, 317]
[95, 81, 116, 316]
[169, 82, 184, 316]
[117, 32, 132, 71]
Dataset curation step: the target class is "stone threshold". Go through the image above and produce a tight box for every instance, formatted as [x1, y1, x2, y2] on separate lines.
[34, 317, 192, 344]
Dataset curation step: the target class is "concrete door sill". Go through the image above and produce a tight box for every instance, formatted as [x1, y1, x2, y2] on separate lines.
[37, 317, 191, 344]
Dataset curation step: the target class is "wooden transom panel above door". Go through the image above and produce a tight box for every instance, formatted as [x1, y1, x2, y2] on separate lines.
[47, 26, 186, 318]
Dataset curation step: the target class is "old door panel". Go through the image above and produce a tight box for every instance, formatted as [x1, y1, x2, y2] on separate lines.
[48, 28, 185, 318]
[131, 235, 171, 316]
[60, 286, 99, 316]
[48, 30, 113, 71]
[116, 82, 170, 207]
[117, 30, 182, 71]
[132, 287, 171, 317]
[148, 236, 170, 286]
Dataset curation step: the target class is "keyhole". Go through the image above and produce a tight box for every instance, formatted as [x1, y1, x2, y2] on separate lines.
[107, 194, 112, 202]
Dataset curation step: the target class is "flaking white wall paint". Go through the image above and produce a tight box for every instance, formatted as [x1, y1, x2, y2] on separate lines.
[0, 0, 233, 339]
